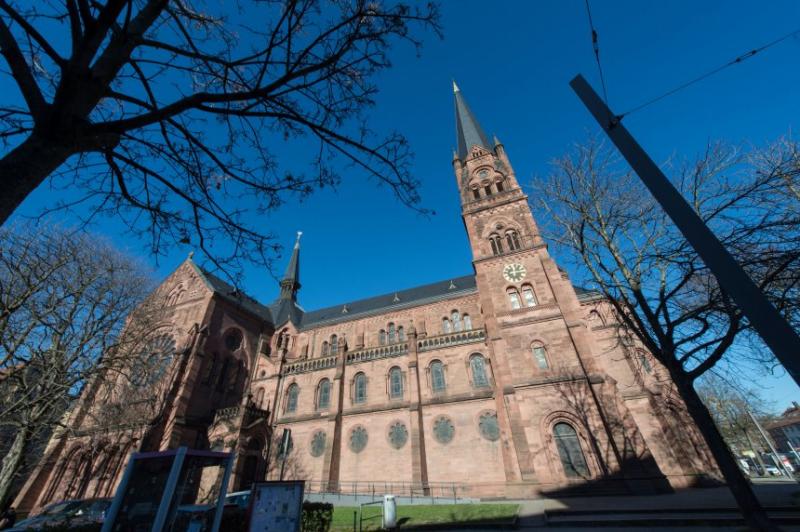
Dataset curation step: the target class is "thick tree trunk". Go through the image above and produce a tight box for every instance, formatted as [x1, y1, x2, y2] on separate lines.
[0, 425, 30, 510]
[676, 377, 778, 531]
[0, 134, 73, 225]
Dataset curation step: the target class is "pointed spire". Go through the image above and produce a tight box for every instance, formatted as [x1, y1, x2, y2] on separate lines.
[279, 231, 302, 301]
[453, 82, 492, 160]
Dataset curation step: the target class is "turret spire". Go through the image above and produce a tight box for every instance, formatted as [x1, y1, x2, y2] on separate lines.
[279, 231, 302, 300]
[453, 81, 491, 160]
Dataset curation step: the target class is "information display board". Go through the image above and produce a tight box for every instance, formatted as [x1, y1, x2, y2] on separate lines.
[246, 481, 304, 532]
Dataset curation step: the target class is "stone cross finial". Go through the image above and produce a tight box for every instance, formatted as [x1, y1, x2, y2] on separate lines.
[295, 231, 303, 248]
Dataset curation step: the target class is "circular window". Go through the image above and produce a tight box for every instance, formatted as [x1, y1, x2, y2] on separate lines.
[478, 169, 489, 178]
[479, 411, 500, 441]
[388, 422, 408, 450]
[433, 416, 455, 444]
[224, 329, 243, 351]
[310, 431, 327, 457]
[349, 426, 368, 453]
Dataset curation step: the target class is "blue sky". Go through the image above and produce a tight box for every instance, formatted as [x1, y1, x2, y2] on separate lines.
[7, 0, 800, 410]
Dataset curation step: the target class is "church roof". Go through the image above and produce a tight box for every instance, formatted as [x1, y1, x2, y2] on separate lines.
[300, 274, 478, 328]
[454, 82, 492, 159]
[190, 262, 274, 322]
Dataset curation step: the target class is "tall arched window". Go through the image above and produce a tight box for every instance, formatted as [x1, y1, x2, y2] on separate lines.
[430, 361, 446, 393]
[451, 311, 462, 332]
[489, 234, 504, 256]
[463, 314, 472, 331]
[470, 354, 489, 388]
[483, 183, 493, 196]
[389, 367, 403, 399]
[353, 372, 367, 404]
[330, 335, 339, 354]
[398, 326, 406, 341]
[495, 179, 504, 193]
[521, 284, 537, 307]
[532, 342, 549, 369]
[255, 387, 265, 407]
[472, 188, 481, 200]
[554, 422, 590, 478]
[379, 330, 386, 345]
[317, 379, 331, 410]
[388, 323, 396, 343]
[286, 383, 299, 413]
[321, 341, 329, 356]
[637, 349, 652, 374]
[507, 288, 522, 310]
[442, 318, 452, 334]
[506, 230, 521, 251]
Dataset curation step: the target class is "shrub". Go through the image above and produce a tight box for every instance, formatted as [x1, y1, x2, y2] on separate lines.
[301, 501, 333, 532]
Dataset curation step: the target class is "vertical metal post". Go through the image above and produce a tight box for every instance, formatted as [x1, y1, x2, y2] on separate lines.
[100, 452, 135, 532]
[747, 408, 795, 480]
[210, 453, 234, 532]
[152, 447, 187, 532]
[570, 74, 800, 386]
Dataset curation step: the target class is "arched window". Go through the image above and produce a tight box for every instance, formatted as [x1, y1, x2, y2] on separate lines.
[463, 314, 472, 331]
[507, 288, 522, 310]
[484, 183, 492, 196]
[489, 234, 504, 256]
[532, 342, 549, 369]
[330, 335, 339, 355]
[255, 388, 265, 407]
[321, 341, 329, 356]
[472, 188, 481, 200]
[442, 318, 452, 334]
[451, 311, 462, 332]
[216, 357, 230, 392]
[506, 230, 521, 251]
[379, 330, 386, 345]
[554, 422, 590, 478]
[389, 367, 403, 399]
[398, 326, 406, 342]
[522, 284, 537, 307]
[317, 379, 331, 410]
[637, 350, 652, 374]
[495, 179, 504, 193]
[470, 354, 489, 388]
[388, 323, 396, 343]
[430, 361, 446, 393]
[285, 383, 299, 413]
[353, 372, 367, 404]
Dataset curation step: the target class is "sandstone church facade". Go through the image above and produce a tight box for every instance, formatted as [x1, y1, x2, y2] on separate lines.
[15, 85, 716, 512]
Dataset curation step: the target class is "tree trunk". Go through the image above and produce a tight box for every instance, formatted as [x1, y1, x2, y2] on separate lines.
[676, 377, 778, 531]
[0, 425, 30, 510]
[0, 134, 73, 225]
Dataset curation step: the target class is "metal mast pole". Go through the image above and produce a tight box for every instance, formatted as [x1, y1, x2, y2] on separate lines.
[570, 74, 800, 386]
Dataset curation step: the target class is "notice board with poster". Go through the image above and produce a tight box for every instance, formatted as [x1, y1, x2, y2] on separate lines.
[246, 481, 304, 532]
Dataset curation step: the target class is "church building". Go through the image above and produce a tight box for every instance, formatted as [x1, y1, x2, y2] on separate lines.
[14, 85, 716, 512]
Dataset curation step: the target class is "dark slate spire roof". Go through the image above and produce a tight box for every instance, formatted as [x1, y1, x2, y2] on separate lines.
[272, 231, 304, 326]
[454, 81, 492, 159]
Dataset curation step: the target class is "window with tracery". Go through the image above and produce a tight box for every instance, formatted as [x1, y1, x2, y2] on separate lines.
[433, 416, 455, 444]
[398, 326, 406, 342]
[470, 354, 489, 388]
[554, 422, 590, 478]
[463, 314, 472, 331]
[379, 330, 386, 345]
[317, 379, 331, 410]
[489, 233, 504, 256]
[354, 372, 367, 404]
[479, 411, 500, 441]
[430, 360, 446, 393]
[350, 426, 368, 453]
[532, 343, 549, 369]
[286, 383, 299, 413]
[330, 335, 339, 354]
[388, 323, 396, 343]
[389, 367, 403, 399]
[310, 431, 326, 457]
[505, 230, 521, 251]
[388, 422, 408, 449]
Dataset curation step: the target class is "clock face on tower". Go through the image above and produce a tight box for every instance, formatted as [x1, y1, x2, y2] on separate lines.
[502, 263, 526, 283]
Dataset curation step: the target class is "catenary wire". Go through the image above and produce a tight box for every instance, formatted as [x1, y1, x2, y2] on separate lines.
[584, 0, 610, 108]
[618, 28, 800, 120]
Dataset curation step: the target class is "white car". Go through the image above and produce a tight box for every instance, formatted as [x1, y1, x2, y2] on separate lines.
[764, 464, 782, 476]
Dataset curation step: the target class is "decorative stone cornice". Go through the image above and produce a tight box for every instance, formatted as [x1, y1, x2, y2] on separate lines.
[346, 343, 409, 365]
[283, 354, 338, 375]
[416, 328, 485, 352]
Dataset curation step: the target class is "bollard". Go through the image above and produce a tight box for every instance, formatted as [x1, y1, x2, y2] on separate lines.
[382, 495, 397, 529]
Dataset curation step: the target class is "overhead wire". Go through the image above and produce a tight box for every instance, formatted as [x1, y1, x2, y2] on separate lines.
[618, 27, 800, 120]
[583, 0, 610, 108]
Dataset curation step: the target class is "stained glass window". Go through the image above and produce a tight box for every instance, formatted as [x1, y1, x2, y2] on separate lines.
[388, 422, 408, 449]
[430, 361, 446, 393]
[224, 329, 243, 351]
[310, 431, 326, 457]
[321, 341, 329, 356]
[470, 355, 489, 387]
[286, 383, 299, 413]
[452, 311, 462, 332]
[350, 426, 368, 453]
[398, 326, 405, 342]
[354, 373, 366, 404]
[389, 367, 403, 399]
[433, 416, 455, 444]
[478, 411, 500, 441]
[554, 422, 590, 478]
[317, 379, 331, 410]
[442, 318, 451, 333]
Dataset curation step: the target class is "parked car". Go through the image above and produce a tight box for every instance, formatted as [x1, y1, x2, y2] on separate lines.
[7, 498, 111, 531]
[764, 464, 782, 476]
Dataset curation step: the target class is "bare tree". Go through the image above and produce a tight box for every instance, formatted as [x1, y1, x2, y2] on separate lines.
[0, 223, 154, 509]
[0, 0, 441, 275]
[535, 136, 800, 530]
